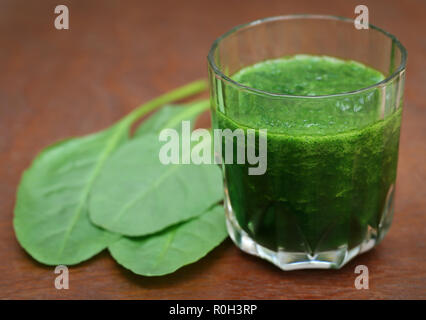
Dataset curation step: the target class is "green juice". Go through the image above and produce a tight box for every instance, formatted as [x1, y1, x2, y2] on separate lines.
[214, 55, 402, 254]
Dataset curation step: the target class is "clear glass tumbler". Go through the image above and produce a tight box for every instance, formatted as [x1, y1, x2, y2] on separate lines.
[207, 15, 406, 270]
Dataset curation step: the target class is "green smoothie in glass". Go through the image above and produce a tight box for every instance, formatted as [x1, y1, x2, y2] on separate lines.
[208, 15, 406, 270]
[214, 55, 401, 258]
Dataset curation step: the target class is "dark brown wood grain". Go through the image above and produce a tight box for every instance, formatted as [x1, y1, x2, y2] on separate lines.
[0, 0, 425, 300]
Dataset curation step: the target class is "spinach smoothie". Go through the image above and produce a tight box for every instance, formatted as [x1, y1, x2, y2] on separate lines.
[214, 55, 402, 254]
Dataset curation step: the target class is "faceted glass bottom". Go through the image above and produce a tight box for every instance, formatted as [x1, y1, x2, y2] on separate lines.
[225, 187, 395, 270]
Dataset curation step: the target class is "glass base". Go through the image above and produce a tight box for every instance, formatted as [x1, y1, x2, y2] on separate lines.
[225, 186, 394, 270]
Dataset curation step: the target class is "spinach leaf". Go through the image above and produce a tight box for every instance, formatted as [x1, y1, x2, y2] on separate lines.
[88, 101, 222, 236]
[109, 205, 227, 276]
[13, 80, 207, 265]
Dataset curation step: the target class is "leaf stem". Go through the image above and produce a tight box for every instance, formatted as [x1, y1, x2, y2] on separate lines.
[122, 80, 208, 125]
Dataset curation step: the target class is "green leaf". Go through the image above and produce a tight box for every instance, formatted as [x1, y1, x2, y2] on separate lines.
[88, 132, 223, 236]
[13, 80, 208, 265]
[134, 99, 209, 137]
[89, 99, 220, 237]
[109, 205, 227, 276]
[14, 126, 124, 265]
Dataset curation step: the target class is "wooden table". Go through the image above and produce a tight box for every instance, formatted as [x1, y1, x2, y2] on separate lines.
[1, 0, 425, 299]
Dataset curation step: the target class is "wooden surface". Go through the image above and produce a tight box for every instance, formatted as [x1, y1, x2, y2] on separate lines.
[1, 0, 425, 300]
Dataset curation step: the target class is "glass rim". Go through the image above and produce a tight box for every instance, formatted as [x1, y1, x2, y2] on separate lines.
[207, 14, 407, 99]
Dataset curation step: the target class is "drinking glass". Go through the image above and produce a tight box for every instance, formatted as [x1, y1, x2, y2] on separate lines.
[207, 15, 406, 270]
